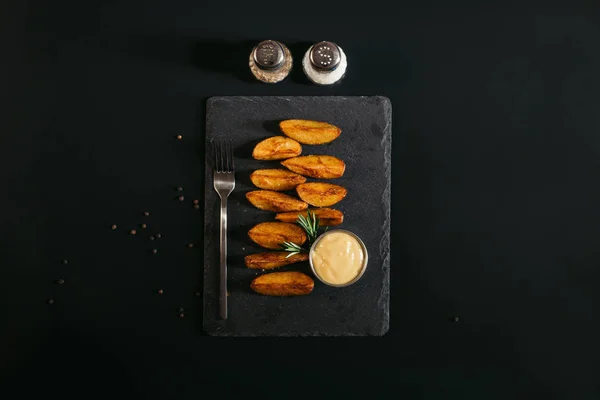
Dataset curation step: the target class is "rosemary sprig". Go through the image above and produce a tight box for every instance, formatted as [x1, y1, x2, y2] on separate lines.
[281, 241, 306, 258]
[281, 210, 323, 257]
[297, 210, 320, 244]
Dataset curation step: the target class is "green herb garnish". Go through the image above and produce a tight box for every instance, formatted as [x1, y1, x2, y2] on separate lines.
[297, 210, 320, 244]
[281, 241, 305, 258]
[281, 210, 324, 256]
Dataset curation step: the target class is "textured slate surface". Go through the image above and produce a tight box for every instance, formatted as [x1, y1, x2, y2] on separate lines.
[203, 96, 391, 336]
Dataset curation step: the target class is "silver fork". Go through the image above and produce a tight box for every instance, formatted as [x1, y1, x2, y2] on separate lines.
[212, 140, 235, 319]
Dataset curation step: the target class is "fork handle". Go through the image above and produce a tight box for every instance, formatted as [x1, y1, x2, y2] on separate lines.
[219, 197, 228, 319]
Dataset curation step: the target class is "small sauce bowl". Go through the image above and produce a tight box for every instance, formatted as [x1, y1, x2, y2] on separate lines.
[309, 229, 368, 287]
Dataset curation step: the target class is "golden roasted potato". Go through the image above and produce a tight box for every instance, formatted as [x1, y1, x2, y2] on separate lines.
[279, 119, 341, 145]
[281, 155, 345, 179]
[275, 208, 344, 226]
[244, 252, 309, 269]
[296, 183, 347, 207]
[252, 136, 302, 160]
[250, 271, 314, 296]
[250, 169, 307, 191]
[248, 222, 307, 249]
[246, 190, 308, 212]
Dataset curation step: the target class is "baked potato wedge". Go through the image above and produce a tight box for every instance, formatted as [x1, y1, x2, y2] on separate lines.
[252, 136, 302, 160]
[250, 169, 307, 191]
[279, 119, 341, 145]
[275, 208, 344, 226]
[244, 252, 309, 269]
[281, 155, 345, 179]
[246, 190, 308, 212]
[296, 183, 347, 207]
[248, 222, 307, 249]
[250, 271, 314, 296]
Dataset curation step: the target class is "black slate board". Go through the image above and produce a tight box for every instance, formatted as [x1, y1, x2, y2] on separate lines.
[203, 96, 391, 336]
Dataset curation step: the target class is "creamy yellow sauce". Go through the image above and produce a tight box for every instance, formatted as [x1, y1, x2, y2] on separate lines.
[311, 231, 364, 285]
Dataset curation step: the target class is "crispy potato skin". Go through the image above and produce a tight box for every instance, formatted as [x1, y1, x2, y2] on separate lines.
[279, 120, 341, 145]
[275, 208, 344, 226]
[281, 155, 345, 179]
[248, 222, 307, 249]
[246, 190, 308, 212]
[244, 252, 309, 269]
[250, 169, 307, 191]
[250, 271, 314, 296]
[252, 136, 302, 160]
[296, 183, 347, 207]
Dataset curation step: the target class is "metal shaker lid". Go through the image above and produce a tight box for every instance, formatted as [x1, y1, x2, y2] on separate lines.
[252, 40, 285, 70]
[309, 41, 341, 71]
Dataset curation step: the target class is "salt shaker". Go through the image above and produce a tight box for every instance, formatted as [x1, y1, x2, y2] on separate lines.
[249, 40, 292, 83]
[302, 41, 347, 85]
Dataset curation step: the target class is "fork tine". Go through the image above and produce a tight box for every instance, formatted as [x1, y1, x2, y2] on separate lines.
[227, 140, 234, 172]
[221, 140, 227, 172]
[217, 140, 224, 173]
[230, 140, 235, 171]
[219, 140, 224, 173]
[213, 140, 235, 173]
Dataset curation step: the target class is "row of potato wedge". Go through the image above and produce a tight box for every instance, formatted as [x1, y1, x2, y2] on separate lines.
[252, 120, 344, 178]
[246, 223, 315, 296]
[252, 120, 341, 163]
[247, 120, 345, 297]
[252, 155, 346, 179]
[246, 184, 347, 210]
[252, 141, 346, 180]
[245, 209, 344, 252]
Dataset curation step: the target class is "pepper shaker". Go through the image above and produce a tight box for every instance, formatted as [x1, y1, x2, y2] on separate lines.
[302, 41, 347, 85]
[249, 40, 292, 83]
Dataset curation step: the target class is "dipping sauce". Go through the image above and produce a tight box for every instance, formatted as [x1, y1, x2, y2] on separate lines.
[310, 230, 367, 286]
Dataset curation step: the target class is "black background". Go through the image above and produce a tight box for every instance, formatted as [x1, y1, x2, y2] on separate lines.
[1, 2, 600, 399]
